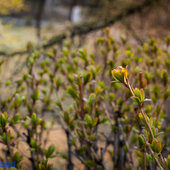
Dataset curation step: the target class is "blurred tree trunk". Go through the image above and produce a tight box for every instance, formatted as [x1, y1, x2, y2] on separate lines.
[36, 0, 46, 45]
[68, 0, 77, 21]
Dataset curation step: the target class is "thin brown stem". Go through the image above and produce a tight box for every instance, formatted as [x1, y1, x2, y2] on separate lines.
[147, 143, 164, 170]
[127, 82, 154, 139]
[140, 109, 154, 140]
[5, 129, 13, 158]
[144, 151, 147, 170]
[158, 153, 169, 170]
[127, 81, 134, 96]
[78, 81, 84, 118]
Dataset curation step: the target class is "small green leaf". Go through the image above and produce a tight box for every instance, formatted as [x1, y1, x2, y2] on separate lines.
[32, 113, 37, 126]
[132, 88, 145, 105]
[88, 93, 96, 108]
[66, 86, 77, 98]
[0, 113, 8, 128]
[64, 111, 70, 124]
[138, 134, 146, 149]
[31, 139, 38, 149]
[5, 80, 11, 86]
[45, 145, 55, 158]
[85, 114, 93, 127]
[161, 69, 168, 86]
[151, 139, 162, 153]
[12, 152, 22, 163]
[83, 72, 92, 85]
[32, 89, 39, 101]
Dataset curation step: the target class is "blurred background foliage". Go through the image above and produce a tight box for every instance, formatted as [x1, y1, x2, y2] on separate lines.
[0, 0, 169, 52]
[0, 0, 27, 15]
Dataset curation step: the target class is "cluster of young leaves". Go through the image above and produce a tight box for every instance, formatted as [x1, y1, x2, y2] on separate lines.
[0, 30, 169, 169]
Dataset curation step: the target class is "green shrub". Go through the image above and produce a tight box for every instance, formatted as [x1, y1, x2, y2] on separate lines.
[0, 30, 169, 169]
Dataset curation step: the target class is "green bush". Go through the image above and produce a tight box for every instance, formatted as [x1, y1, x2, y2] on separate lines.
[0, 29, 169, 169]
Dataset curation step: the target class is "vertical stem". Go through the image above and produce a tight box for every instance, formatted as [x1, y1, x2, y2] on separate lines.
[158, 153, 169, 170]
[119, 139, 125, 170]
[144, 151, 147, 170]
[27, 128, 36, 169]
[127, 82, 154, 139]
[66, 130, 74, 170]
[147, 143, 164, 170]
[140, 109, 154, 139]
[5, 129, 13, 158]
[36, 0, 46, 44]
[113, 123, 118, 167]
[101, 36, 109, 79]
[78, 82, 84, 118]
